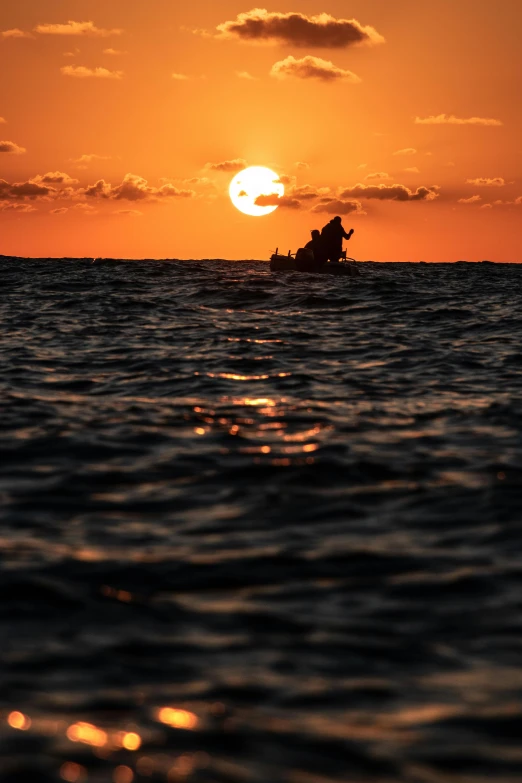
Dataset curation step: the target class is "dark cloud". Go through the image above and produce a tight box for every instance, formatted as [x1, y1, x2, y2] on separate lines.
[254, 193, 302, 209]
[292, 184, 329, 200]
[271, 55, 360, 82]
[31, 171, 79, 185]
[51, 207, 69, 215]
[0, 140, 26, 154]
[0, 178, 53, 199]
[339, 183, 439, 201]
[205, 158, 247, 172]
[311, 198, 364, 215]
[83, 173, 195, 201]
[216, 9, 384, 48]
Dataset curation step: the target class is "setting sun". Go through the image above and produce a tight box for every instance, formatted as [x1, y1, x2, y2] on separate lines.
[229, 166, 284, 217]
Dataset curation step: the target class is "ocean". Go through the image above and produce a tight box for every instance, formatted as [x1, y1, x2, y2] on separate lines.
[1, 256, 522, 783]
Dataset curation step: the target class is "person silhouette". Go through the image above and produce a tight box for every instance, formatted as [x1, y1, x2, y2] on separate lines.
[321, 216, 354, 262]
[305, 229, 328, 266]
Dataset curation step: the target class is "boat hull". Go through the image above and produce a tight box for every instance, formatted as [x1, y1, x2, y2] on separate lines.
[270, 254, 359, 276]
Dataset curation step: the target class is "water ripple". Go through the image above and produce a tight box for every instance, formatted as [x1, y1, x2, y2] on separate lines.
[1, 257, 522, 782]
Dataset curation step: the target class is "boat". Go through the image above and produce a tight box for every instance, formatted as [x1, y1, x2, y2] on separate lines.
[270, 248, 360, 276]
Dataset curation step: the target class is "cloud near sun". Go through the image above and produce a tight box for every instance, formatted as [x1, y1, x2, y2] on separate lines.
[252, 180, 439, 213]
[213, 9, 384, 48]
[270, 56, 361, 83]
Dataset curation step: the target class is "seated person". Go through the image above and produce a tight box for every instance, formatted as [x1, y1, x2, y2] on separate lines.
[305, 229, 328, 266]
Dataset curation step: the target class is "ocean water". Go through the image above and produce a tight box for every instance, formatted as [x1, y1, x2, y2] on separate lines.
[1, 255, 522, 783]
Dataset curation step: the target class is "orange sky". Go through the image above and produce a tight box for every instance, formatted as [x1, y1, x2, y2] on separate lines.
[1, 0, 521, 261]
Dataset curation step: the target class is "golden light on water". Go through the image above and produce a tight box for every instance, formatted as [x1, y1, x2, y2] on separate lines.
[67, 721, 108, 747]
[157, 707, 198, 730]
[60, 762, 86, 782]
[122, 732, 141, 751]
[7, 711, 31, 730]
[113, 766, 134, 783]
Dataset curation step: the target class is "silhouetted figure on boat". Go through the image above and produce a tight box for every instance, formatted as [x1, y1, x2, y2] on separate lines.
[305, 229, 328, 266]
[321, 216, 354, 263]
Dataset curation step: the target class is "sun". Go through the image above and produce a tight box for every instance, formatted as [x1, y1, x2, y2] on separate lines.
[229, 166, 284, 217]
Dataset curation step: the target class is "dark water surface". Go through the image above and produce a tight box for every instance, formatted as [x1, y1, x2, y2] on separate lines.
[1, 256, 522, 783]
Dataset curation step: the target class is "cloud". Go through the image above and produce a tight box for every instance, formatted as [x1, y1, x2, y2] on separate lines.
[295, 161, 309, 170]
[466, 177, 505, 187]
[0, 179, 54, 199]
[311, 198, 364, 215]
[415, 114, 503, 126]
[215, 9, 384, 48]
[205, 158, 247, 172]
[31, 171, 79, 186]
[179, 177, 216, 188]
[458, 195, 482, 204]
[73, 203, 98, 215]
[172, 73, 190, 81]
[0, 201, 37, 212]
[1, 29, 33, 39]
[277, 174, 297, 187]
[0, 117, 5, 124]
[253, 182, 332, 209]
[393, 148, 417, 156]
[403, 167, 420, 173]
[61, 66, 123, 79]
[83, 173, 195, 201]
[339, 183, 439, 201]
[113, 209, 143, 216]
[236, 71, 256, 80]
[271, 55, 361, 82]
[35, 21, 121, 37]
[365, 171, 391, 180]
[479, 198, 522, 208]
[70, 153, 112, 168]
[0, 140, 26, 154]
[103, 48, 125, 55]
[254, 193, 302, 209]
[51, 207, 69, 215]
[63, 50, 80, 57]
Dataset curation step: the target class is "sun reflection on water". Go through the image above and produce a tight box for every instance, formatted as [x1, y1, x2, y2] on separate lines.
[157, 707, 198, 730]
